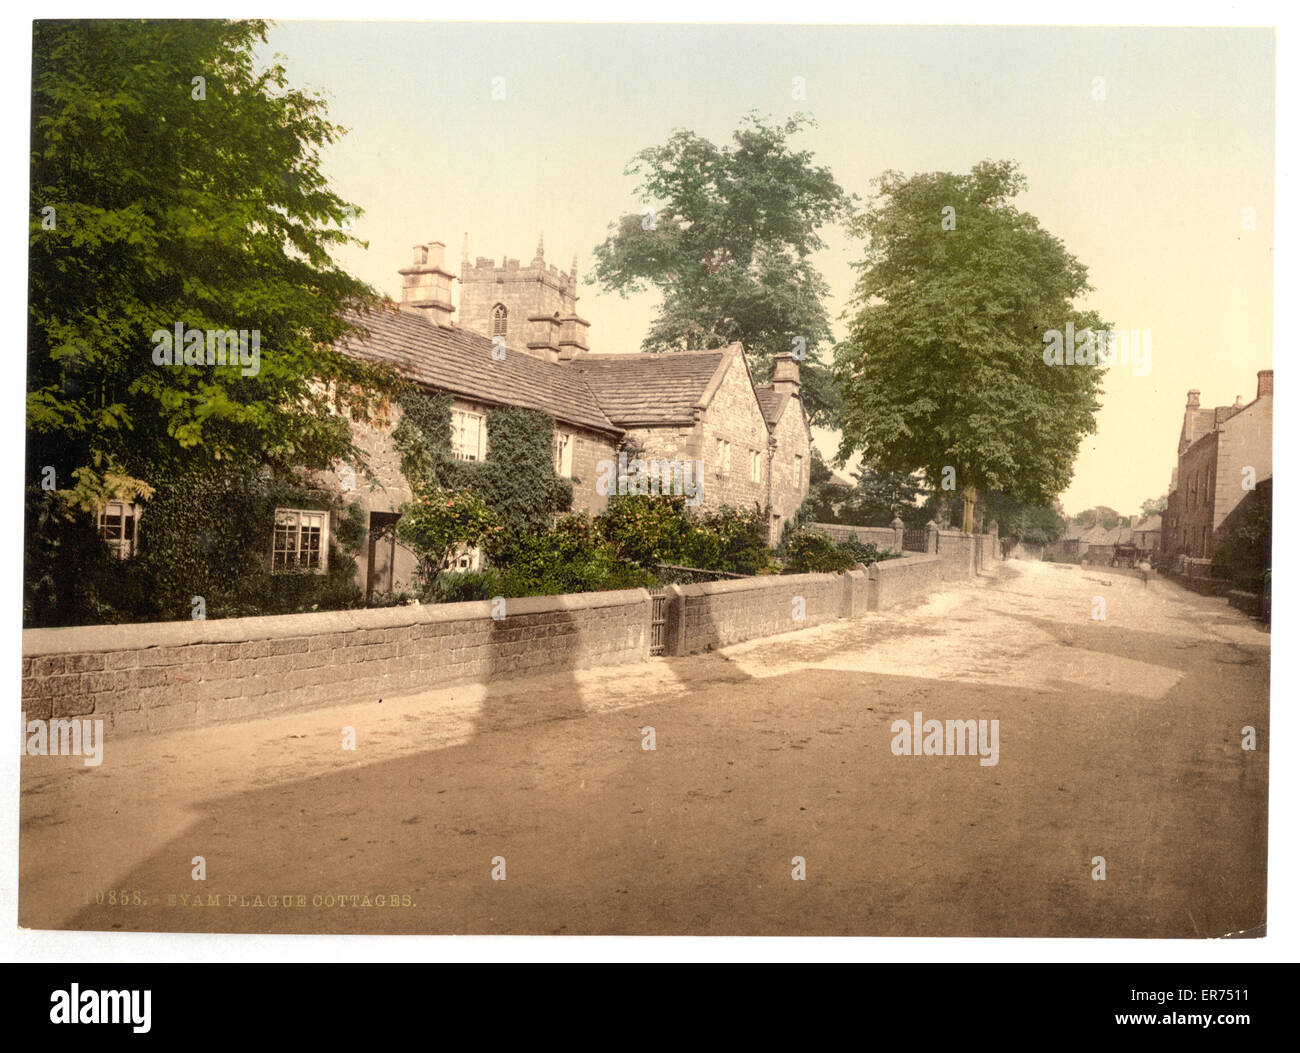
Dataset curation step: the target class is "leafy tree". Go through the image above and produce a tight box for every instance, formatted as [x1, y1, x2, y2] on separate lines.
[840, 466, 928, 527]
[28, 19, 397, 512]
[397, 487, 499, 592]
[1073, 505, 1121, 530]
[592, 113, 854, 426]
[834, 160, 1108, 530]
[1139, 495, 1168, 517]
[980, 491, 1067, 545]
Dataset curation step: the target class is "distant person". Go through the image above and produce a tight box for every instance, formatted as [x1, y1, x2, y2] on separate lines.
[1137, 558, 1152, 587]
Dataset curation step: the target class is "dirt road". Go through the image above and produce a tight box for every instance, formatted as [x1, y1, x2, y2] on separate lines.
[20, 560, 1269, 936]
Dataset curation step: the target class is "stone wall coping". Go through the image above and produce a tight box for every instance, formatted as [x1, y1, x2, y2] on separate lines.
[870, 553, 941, 574]
[23, 587, 652, 656]
[677, 572, 840, 598]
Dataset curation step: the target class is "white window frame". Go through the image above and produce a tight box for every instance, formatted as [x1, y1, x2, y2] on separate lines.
[716, 438, 731, 474]
[272, 508, 330, 573]
[442, 544, 483, 573]
[451, 408, 488, 462]
[98, 500, 140, 559]
[750, 450, 761, 483]
[553, 428, 575, 476]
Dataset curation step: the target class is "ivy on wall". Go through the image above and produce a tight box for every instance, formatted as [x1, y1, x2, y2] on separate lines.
[23, 465, 366, 627]
[391, 386, 573, 559]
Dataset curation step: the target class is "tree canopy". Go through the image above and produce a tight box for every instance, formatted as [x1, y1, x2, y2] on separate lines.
[591, 113, 853, 426]
[28, 18, 396, 510]
[833, 160, 1107, 508]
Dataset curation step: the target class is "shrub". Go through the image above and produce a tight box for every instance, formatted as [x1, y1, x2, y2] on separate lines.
[782, 528, 856, 574]
[836, 536, 897, 567]
[397, 486, 499, 592]
[596, 494, 774, 576]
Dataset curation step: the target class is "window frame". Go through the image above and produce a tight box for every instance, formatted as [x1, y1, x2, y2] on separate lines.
[97, 500, 140, 560]
[271, 508, 330, 574]
[451, 407, 488, 462]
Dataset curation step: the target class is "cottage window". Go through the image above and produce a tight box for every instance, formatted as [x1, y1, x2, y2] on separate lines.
[272, 509, 328, 572]
[750, 450, 762, 483]
[443, 544, 483, 573]
[98, 501, 140, 559]
[794, 453, 804, 489]
[491, 304, 508, 339]
[451, 408, 488, 462]
[716, 438, 731, 474]
[553, 429, 575, 476]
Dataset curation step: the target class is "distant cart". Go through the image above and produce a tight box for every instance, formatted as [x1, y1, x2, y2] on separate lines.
[1112, 543, 1140, 568]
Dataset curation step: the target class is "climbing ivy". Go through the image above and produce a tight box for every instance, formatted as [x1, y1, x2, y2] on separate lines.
[391, 387, 572, 559]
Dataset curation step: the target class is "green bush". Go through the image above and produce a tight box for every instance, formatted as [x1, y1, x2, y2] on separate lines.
[596, 494, 773, 575]
[782, 528, 856, 574]
[836, 536, 898, 567]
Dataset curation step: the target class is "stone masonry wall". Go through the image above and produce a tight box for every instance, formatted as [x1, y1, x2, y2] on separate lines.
[22, 589, 652, 737]
[664, 573, 843, 654]
[697, 355, 773, 512]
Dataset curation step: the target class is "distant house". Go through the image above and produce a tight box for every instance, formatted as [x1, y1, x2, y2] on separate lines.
[1162, 371, 1273, 567]
[318, 239, 811, 601]
[1131, 514, 1162, 558]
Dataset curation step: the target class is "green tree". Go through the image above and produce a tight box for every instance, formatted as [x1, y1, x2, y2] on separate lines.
[592, 113, 853, 426]
[28, 19, 396, 511]
[834, 160, 1108, 530]
[980, 491, 1067, 545]
[1073, 505, 1120, 530]
[397, 487, 499, 592]
[840, 466, 928, 528]
[1140, 495, 1168, 517]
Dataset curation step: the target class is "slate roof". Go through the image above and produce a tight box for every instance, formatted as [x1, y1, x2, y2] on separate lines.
[569, 350, 729, 426]
[1078, 524, 1112, 546]
[755, 387, 788, 427]
[1132, 514, 1163, 534]
[338, 307, 619, 435]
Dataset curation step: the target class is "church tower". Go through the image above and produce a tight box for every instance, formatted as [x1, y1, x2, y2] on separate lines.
[457, 235, 590, 363]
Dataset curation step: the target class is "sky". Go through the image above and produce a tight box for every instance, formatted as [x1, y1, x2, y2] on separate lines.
[256, 22, 1275, 518]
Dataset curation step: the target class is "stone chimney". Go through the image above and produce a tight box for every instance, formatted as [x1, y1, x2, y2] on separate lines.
[1186, 389, 1200, 409]
[772, 352, 800, 398]
[399, 242, 455, 327]
[1234, 395, 1243, 408]
[1258, 369, 1273, 399]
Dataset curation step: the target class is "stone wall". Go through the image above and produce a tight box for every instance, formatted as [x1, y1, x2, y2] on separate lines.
[812, 523, 903, 551]
[868, 553, 948, 610]
[21, 589, 652, 736]
[663, 573, 843, 654]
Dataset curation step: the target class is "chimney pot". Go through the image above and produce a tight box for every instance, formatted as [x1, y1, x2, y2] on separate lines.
[1186, 389, 1200, 409]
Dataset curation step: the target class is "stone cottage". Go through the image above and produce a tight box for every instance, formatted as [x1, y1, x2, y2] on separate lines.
[314, 239, 811, 601]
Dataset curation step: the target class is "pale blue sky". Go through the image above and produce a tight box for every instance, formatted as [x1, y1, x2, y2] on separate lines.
[259, 22, 1274, 516]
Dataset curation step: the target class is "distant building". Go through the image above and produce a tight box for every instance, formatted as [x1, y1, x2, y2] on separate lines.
[1162, 370, 1273, 566]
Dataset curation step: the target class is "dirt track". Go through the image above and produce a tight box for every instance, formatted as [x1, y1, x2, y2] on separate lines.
[20, 561, 1269, 936]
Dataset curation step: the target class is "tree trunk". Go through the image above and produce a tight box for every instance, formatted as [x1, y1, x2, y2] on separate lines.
[961, 485, 977, 534]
